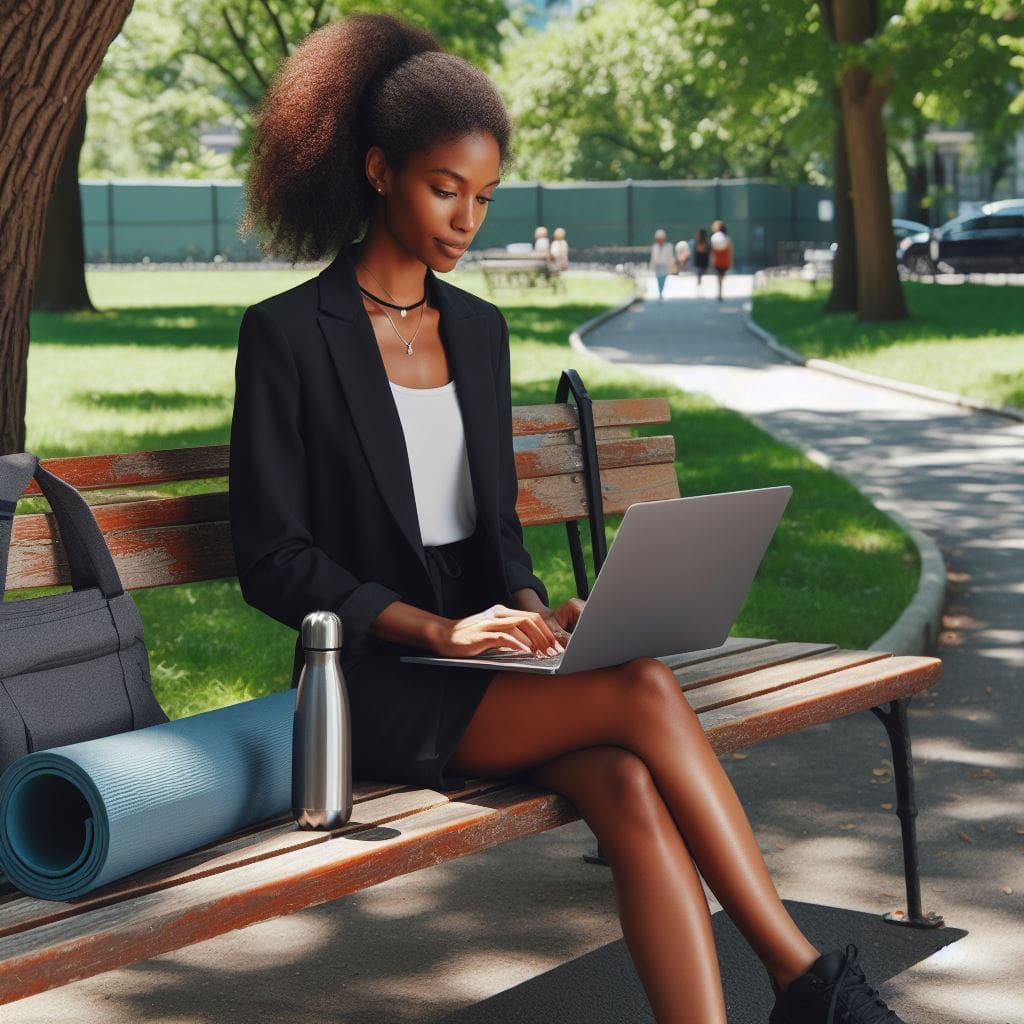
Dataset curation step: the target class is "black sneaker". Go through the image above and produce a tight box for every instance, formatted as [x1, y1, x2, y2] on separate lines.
[770, 945, 907, 1023]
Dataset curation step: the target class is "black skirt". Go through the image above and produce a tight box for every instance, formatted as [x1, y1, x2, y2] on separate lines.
[341, 533, 499, 790]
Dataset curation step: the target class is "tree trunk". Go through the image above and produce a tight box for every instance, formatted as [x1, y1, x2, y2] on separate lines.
[0, 1, 131, 454]
[826, 97, 857, 313]
[33, 100, 94, 313]
[832, 0, 906, 322]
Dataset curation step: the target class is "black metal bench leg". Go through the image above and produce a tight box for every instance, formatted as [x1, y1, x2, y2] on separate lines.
[869, 698, 944, 929]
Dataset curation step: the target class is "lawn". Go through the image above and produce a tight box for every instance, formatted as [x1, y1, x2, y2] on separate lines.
[24, 269, 918, 718]
[751, 279, 1024, 409]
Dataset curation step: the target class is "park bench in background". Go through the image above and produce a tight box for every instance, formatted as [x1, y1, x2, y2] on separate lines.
[0, 370, 942, 1005]
[802, 246, 835, 285]
[476, 247, 560, 294]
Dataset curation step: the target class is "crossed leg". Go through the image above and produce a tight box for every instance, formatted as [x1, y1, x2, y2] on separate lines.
[448, 657, 819, 1024]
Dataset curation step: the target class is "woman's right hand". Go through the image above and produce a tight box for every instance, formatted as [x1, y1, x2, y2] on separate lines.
[433, 604, 564, 658]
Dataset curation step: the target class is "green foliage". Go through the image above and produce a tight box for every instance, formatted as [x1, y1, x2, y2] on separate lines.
[499, 0, 1023, 192]
[83, 0, 1023, 188]
[884, 1, 1024, 186]
[498, 0, 832, 182]
[83, 0, 511, 180]
[82, 0, 240, 179]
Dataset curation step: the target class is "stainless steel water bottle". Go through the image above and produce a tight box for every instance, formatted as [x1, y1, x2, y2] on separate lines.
[292, 611, 352, 829]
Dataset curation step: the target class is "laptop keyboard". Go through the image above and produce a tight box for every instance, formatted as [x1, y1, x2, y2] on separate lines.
[481, 650, 564, 667]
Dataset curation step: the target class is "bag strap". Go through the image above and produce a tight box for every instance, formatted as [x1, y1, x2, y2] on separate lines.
[0, 453, 38, 593]
[0, 452, 125, 599]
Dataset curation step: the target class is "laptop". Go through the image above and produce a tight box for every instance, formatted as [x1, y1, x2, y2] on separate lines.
[402, 485, 792, 676]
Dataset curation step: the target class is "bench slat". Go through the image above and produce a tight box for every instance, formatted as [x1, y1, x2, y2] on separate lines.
[673, 642, 839, 690]
[511, 397, 670, 435]
[19, 397, 671, 495]
[517, 462, 680, 525]
[515, 434, 675, 479]
[6, 458, 680, 590]
[0, 779, 509, 940]
[685, 649, 891, 712]
[700, 656, 942, 753]
[0, 784, 577, 1005]
[6, 520, 236, 591]
[24, 448, 230, 495]
[658, 636, 776, 670]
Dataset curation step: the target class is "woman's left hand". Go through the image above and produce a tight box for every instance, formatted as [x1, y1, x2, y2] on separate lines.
[544, 598, 585, 643]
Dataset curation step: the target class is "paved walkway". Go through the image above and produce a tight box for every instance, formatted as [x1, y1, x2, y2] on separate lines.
[6, 275, 1021, 1024]
[579, 272, 1024, 1024]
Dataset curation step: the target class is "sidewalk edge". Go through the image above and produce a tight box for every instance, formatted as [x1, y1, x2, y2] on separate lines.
[574, 298, 947, 656]
[569, 297, 639, 355]
[741, 309, 1024, 424]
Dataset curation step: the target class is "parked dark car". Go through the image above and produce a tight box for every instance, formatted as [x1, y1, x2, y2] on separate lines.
[902, 200, 1024, 275]
[821, 219, 932, 269]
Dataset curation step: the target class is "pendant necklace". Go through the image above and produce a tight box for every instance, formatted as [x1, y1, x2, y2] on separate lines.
[363, 291, 425, 356]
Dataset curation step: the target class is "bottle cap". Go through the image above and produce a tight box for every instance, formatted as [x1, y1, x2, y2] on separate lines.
[301, 610, 343, 651]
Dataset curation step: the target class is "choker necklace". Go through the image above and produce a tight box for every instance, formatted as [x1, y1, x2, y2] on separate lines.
[357, 284, 426, 318]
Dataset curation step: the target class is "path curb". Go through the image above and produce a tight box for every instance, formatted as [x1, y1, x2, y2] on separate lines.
[571, 297, 947, 657]
[568, 297, 639, 355]
[741, 309, 1024, 424]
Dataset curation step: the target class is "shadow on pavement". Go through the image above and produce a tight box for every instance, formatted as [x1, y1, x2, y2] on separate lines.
[438, 900, 966, 1024]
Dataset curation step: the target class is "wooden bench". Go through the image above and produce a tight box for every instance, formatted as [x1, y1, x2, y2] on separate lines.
[477, 249, 560, 294]
[0, 372, 943, 1004]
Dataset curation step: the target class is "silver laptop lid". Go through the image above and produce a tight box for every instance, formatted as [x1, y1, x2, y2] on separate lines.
[557, 486, 792, 673]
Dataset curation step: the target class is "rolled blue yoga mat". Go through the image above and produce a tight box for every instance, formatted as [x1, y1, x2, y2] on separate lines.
[0, 689, 295, 901]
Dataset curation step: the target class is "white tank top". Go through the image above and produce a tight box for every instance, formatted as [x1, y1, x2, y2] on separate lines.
[388, 380, 477, 547]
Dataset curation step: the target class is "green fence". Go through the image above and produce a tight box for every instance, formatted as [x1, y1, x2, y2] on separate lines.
[81, 178, 836, 268]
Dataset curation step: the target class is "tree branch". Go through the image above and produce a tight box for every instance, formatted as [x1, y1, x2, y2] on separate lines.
[256, 0, 290, 58]
[589, 128, 662, 165]
[221, 6, 269, 92]
[184, 47, 263, 107]
[309, 0, 328, 32]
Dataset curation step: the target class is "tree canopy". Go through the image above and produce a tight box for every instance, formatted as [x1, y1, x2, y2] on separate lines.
[496, 0, 830, 182]
[82, 0, 511, 180]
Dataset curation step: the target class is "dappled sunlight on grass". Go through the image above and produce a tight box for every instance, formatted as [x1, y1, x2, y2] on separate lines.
[752, 280, 1024, 407]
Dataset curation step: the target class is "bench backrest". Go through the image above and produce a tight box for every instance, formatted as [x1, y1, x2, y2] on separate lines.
[6, 398, 677, 593]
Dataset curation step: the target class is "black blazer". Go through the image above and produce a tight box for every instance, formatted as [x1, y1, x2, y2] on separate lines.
[228, 252, 548, 668]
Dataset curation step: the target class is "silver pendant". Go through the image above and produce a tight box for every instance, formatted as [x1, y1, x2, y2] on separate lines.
[400, 308, 408, 318]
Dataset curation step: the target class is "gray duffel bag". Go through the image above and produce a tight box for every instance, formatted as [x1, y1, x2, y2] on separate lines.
[0, 452, 167, 776]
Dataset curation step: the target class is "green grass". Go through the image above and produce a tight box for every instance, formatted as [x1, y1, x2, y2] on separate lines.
[23, 269, 918, 718]
[752, 279, 1024, 408]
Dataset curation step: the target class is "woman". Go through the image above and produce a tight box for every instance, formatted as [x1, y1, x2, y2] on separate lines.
[231, 15, 909, 1024]
[649, 228, 675, 300]
[710, 219, 734, 302]
[693, 227, 711, 290]
[550, 226, 570, 272]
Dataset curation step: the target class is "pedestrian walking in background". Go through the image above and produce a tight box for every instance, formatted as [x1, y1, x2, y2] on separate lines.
[674, 238, 690, 276]
[710, 219, 733, 302]
[649, 228, 675, 301]
[692, 227, 710, 290]
[533, 225, 550, 254]
[549, 226, 569, 271]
